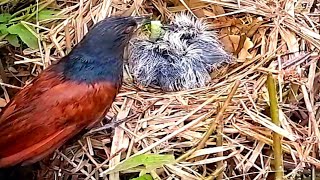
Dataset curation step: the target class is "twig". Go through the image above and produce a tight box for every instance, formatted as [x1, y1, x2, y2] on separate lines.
[196, 80, 240, 150]
[176, 80, 240, 163]
[216, 104, 224, 180]
[0, 82, 22, 89]
[204, 163, 226, 180]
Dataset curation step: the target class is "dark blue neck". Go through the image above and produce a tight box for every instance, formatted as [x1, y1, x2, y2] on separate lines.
[61, 51, 123, 85]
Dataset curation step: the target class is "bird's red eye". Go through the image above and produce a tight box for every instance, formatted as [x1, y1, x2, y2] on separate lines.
[124, 25, 135, 34]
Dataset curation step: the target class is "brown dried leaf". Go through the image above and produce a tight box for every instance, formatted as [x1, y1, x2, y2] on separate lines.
[220, 35, 254, 61]
[0, 98, 7, 107]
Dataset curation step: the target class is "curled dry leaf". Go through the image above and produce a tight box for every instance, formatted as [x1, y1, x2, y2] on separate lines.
[0, 98, 7, 107]
[220, 35, 254, 62]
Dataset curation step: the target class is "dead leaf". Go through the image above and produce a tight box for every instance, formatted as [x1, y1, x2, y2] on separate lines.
[220, 35, 254, 61]
[220, 35, 238, 53]
[0, 98, 7, 107]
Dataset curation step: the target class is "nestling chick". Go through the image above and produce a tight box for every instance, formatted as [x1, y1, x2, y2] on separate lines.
[0, 16, 148, 169]
[128, 13, 233, 91]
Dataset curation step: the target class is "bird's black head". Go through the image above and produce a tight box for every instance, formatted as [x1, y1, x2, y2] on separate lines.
[61, 16, 150, 84]
[73, 16, 149, 56]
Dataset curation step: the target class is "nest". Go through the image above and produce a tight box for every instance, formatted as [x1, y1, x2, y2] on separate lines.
[0, 0, 320, 179]
[128, 13, 233, 91]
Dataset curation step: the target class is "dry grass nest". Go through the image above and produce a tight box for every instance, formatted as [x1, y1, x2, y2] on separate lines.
[0, 0, 320, 179]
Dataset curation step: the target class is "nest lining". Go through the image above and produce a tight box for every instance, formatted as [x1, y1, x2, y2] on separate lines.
[1, 0, 319, 179]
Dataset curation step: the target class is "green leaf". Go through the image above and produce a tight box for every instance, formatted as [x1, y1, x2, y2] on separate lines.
[38, 9, 60, 21]
[7, 23, 38, 49]
[0, 24, 8, 34]
[5, 34, 20, 47]
[0, 33, 7, 41]
[0, 13, 11, 23]
[9, 15, 26, 23]
[101, 154, 175, 176]
[131, 174, 153, 180]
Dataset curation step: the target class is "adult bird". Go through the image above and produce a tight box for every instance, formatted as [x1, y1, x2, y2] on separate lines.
[0, 15, 147, 168]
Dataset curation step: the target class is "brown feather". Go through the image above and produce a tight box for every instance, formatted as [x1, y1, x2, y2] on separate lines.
[0, 15, 147, 171]
[0, 68, 119, 168]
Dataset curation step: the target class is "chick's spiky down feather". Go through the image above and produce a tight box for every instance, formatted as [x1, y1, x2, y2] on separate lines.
[128, 13, 233, 91]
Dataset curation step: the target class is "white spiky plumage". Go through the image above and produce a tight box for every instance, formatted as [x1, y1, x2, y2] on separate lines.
[128, 13, 233, 91]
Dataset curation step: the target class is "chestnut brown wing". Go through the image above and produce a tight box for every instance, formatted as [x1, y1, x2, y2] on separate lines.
[0, 71, 118, 168]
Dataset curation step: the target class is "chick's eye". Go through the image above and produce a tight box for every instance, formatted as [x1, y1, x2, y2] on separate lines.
[124, 25, 136, 34]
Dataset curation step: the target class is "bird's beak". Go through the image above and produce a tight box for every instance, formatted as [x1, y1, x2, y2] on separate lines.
[133, 15, 152, 27]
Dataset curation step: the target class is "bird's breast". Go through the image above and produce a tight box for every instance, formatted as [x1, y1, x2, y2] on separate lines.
[62, 55, 124, 86]
[0, 75, 120, 168]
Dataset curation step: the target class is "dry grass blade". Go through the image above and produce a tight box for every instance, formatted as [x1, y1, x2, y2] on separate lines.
[0, 0, 319, 179]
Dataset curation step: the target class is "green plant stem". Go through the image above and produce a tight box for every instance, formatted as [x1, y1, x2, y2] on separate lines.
[11, 3, 34, 17]
[0, 0, 10, 6]
[266, 73, 283, 180]
[25, 0, 55, 21]
[10, 0, 47, 18]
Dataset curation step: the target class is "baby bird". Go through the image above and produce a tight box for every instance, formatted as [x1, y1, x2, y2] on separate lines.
[128, 13, 233, 91]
